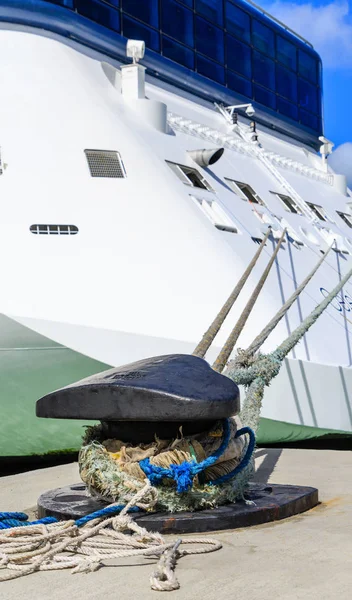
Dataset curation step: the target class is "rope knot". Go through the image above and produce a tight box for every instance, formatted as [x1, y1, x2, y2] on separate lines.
[169, 462, 196, 493]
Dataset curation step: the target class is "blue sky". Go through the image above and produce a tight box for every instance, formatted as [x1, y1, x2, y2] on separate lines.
[260, 0, 352, 183]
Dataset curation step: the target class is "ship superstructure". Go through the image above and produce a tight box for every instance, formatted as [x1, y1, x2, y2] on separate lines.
[1, 0, 352, 457]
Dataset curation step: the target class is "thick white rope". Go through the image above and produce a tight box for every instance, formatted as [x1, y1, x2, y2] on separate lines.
[0, 480, 221, 591]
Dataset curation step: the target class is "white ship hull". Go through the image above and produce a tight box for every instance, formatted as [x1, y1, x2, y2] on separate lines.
[1, 28, 351, 455]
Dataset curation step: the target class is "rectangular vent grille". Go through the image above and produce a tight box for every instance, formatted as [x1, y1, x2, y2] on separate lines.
[30, 224, 78, 235]
[84, 150, 126, 178]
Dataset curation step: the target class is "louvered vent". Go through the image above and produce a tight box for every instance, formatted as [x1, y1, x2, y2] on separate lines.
[30, 225, 78, 235]
[84, 149, 126, 178]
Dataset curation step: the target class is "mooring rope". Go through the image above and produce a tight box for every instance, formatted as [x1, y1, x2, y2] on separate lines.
[244, 241, 333, 358]
[213, 228, 286, 372]
[0, 480, 222, 590]
[139, 421, 255, 493]
[226, 262, 352, 432]
[192, 228, 271, 358]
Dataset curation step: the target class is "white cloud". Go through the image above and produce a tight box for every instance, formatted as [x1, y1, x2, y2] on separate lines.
[328, 142, 352, 186]
[261, 1, 352, 68]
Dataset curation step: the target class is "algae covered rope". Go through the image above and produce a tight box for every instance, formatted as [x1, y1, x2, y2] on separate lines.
[244, 241, 334, 358]
[79, 417, 256, 512]
[213, 228, 286, 373]
[226, 262, 352, 432]
[192, 227, 271, 358]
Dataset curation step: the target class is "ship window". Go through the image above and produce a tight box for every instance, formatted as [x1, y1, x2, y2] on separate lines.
[122, 0, 159, 28]
[276, 65, 297, 103]
[298, 78, 318, 114]
[196, 0, 223, 27]
[276, 35, 297, 71]
[277, 97, 298, 121]
[197, 55, 225, 84]
[225, 179, 266, 206]
[75, 0, 120, 32]
[227, 71, 252, 97]
[122, 15, 160, 51]
[306, 202, 326, 221]
[272, 193, 302, 215]
[195, 17, 224, 64]
[30, 225, 79, 235]
[226, 36, 251, 79]
[85, 150, 126, 178]
[299, 110, 318, 131]
[225, 2, 250, 44]
[190, 195, 238, 233]
[337, 211, 352, 229]
[298, 50, 317, 84]
[253, 52, 275, 89]
[48, 0, 74, 7]
[162, 37, 195, 69]
[253, 85, 276, 110]
[252, 20, 275, 58]
[162, 0, 194, 48]
[166, 161, 214, 191]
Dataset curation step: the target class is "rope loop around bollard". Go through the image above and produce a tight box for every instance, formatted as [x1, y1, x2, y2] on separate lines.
[0, 421, 255, 529]
[139, 420, 255, 493]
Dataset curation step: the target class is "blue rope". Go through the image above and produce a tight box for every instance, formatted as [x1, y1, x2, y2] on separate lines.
[209, 426, 256, 485]
[0, 505, 141, 530]
[0, 514, 57, 529]
[140, 419, 232, 493]
[75, 505, 140, 527]
[140, 420, 255, 493]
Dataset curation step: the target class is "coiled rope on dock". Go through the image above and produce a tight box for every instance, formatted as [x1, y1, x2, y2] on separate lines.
[0, 480, 221, 590]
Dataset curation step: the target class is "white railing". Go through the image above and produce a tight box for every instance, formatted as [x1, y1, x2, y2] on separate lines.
[167, 112, 334, 191]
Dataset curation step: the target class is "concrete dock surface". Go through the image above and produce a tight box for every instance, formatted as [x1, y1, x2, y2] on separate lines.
[0, 448, 351, 600]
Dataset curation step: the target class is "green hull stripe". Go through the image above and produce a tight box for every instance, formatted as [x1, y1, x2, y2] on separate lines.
[1, 314, 351, 456]
[0, 346, 109, 457]
[257, 417, 352, 444]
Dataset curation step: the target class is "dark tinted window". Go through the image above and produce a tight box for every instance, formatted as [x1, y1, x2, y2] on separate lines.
[48, 0, 323, 135]
[298, 78, 318, 113]
[298, 50, 317, 83]
[162, 0, 194, 47]
[254, 85, 276, 109]
[47, 0, 75, 7]
[277, 35, 296, 71]
[122, 0, 158, 28]
[196, 0, 223, 26]
[226, 35, 251, 78]
[122, 15, 160, 50]
[277, 97, 298, 120]
[253, 51, 275, 89]
[162, 36, 195, 68]
[76, 0, 120, 32]
[276, 65, 297, 102]
[197, 55, 225, 83]
[225, 1, 250, 43]
[300, 109, 318, 130]
[227, 71, 252, 97]
[252, 19, 274, 57]
[196, 16, 224, 63]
